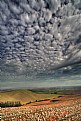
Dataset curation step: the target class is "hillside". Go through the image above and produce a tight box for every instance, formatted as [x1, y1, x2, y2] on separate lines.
[0, 90, 59, 104]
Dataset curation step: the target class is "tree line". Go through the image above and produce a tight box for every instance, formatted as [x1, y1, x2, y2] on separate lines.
[0, 101, 22, 108]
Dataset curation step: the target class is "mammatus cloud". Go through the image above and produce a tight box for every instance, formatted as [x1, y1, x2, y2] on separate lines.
[0, 0, 81, 76]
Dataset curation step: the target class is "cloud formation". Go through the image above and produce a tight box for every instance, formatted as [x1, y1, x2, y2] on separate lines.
[0, 0, 81, 76]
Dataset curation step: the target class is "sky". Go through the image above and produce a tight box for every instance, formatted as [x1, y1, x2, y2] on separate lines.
[0, 0, 81, 89]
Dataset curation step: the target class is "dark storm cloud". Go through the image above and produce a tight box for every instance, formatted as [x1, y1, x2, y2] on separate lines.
[0, 0, 81, 74]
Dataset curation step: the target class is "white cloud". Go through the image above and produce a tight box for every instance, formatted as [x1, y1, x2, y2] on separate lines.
[0, 0, 81, 77]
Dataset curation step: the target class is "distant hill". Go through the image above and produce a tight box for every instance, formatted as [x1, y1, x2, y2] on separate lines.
[0, 90, 59, 104]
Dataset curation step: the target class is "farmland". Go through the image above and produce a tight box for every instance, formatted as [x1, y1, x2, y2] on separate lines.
[1, 95, 81, 121]
[0, 89, 60, 104]
[1, 88, 81, 121]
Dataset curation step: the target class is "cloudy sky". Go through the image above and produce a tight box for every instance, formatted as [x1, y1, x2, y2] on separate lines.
[0, 0, 81, 89]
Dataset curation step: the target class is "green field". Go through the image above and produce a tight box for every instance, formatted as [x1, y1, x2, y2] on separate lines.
[0, 90, 60, 104]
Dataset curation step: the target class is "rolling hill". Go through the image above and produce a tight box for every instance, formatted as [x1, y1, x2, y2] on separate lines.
[0, 90, 59, 104]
